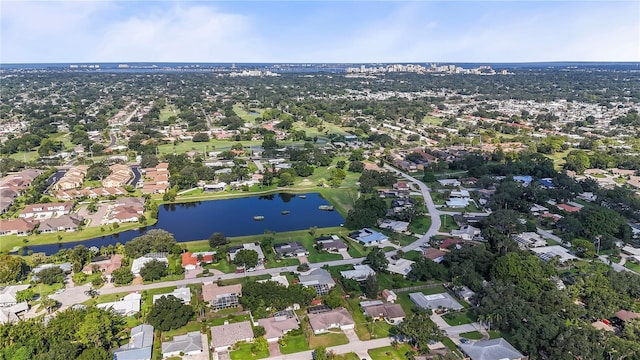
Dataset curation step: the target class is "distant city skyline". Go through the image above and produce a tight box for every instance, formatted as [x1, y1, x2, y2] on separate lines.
[1, 1, 638, 64]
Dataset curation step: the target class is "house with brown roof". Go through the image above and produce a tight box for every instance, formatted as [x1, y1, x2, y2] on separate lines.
[102, 164, 132, 188]
[308, 308, 355, 334]
[82, 254, 123, 277]
[210, 321, 254, 352]
[258, 311, 299, 342]
[362, 303, 406, 324]
[38, 214, 83, 233]
[0, 218, 37, 236]
[615, 310, 640, 322]
[181, 251, 215, 271]
[423, 248, 447, 263]
[202, 283, 242, 310]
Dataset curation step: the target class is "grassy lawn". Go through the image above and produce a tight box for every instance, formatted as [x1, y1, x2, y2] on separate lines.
[308, 332, 349, 348]
[84, 291, 128, 306]
[279, 333, 309, 354]
[489, 330, 503, 339]
[423, 115, 443, 126]
[207, 313, 252, 327]
[460, 331, 483, 340]
[410, 216, 432, 234]
[161, 321, 202, 341]
[441, 337, 463, 356]
[403, 250, 423, 261]
[229, 342, 270, 360]
[377, 273, 423, 291]
[206, 259, 237, 274]
[442, 310, 476, 326]
[625, 262, 640, 273]
[141, 286, 176, 313]
[439, 215, 459, 232]
[368, 344, 415, 360]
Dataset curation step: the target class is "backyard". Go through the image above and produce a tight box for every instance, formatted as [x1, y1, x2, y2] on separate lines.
[368, 344, 415, 360]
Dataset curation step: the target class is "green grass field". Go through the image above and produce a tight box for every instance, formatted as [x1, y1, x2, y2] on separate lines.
[442, 310, 476, 326]
[368, 344, 415, 360]
[230, 342, 270, 360]
[459, 330, 483, 340]
[308, 332, 349, 348]
[409, 216, 432, 234]
[279, 333, 309, 354]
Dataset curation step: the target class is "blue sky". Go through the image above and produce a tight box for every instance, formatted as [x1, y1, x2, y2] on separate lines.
[1, 1, 638, 63]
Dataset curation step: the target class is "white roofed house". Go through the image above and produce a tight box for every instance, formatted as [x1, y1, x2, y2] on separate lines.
[152, 287, 191, 304]
[340, 264, 376, 282]
[113, 324, 154, 360]
[409, 292, 463, 312]
[387, 258, 415, 277]
[0, 285, 30, 307]
[97, 293, 142, 316]
[459, 338, 525, 360]
[131, 253, 168, 276]
[228, 243, 265, 271]
[161, 331, 203, 358]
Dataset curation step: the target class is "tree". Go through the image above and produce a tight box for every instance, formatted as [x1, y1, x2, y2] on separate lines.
[364, 247, 389, 272]
[139, 259, 167, 281]
[40, 296, 59, 313]
[0, 255, 27, 283]
[324, 289, 343, 309]
[347, 161, 364, 173]
[397, 311, 444, 353]
[140, 154, 159, 169]
[15, 289, 36, 303]
[571, 238, 596, 258]
[147, 295, 194, 331]
[232, 249, 259, 269]
[253, 326, 266, 338]
[111, 267, 134, 285]
[313, 347, 328, 360]
[192, 132, 210, 142]
[209, 232, 228, 248]
[124, 229, 176, 258]
[364, 274, 379, 299]
[37, 266, 65, 285]
[86, 163, 111, 181]
[251, 337, 268, 354]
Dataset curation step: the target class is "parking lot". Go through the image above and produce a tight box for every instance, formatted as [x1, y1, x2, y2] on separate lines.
[76, 202, 111, 227]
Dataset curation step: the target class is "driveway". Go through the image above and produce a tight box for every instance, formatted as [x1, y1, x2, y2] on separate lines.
[339, 249, 352, 259]
[50, 284, 91, 308]
[269, 341, 282, 357]
[76, 202, 110, 227]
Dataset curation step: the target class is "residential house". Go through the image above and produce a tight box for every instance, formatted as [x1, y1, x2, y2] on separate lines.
[439, 238, 463, 250]
[513, 232, 547, 248]
[202, 283, 242, 310]
[142, 163, 170, 195]
[298, 269, 336, 295]
[53, 165, 88, 190]
[131, 253, 168, 276]
[308, 308, 355, 334]
[19, 202, 74, 219]
[379, 219, 410, 232]
[97, 293, 142, 316]
[210, 321, 254, 352]
[556, 203, 581, 213]
[0, 285, 30, 307]
[37, 214, 83, 233]
[530, 204, 549, 216]
[181, 251, 215, 271]
[450, 225, 482, 241]
[340, 265, 375, 282]
[228, 243, 265, 270]
[161, 331, 203, 358]
[152, 287, 191, 304]
[362, 303, 406, 324]
[258, 311, 300, 342]
[113, 324, 154, 360]
[274, 242, 308, 258]
[0, 302, 28, 324]
[257, 275, 290, 288]
[530, 246, 578, 263]
[107, 197, 145, 224]
[348, 228, 389, 246]
[382, 289, 398, 303]
[387, 258, 415, 277]
[422, 248, 447, 263]
[82, 254, 123, 278]
[314, 235, 348, 252]
[453, 286, 476, 303]
[459, 338, 525, 360]
[32, 263, 73, 281]
[0, 188, 18, 214]
[0, 218, 37, 236]
[203, 182, 227, 192]
[512, 175, 533, 186]
[409, 292, 463, 311]
[102, 164, 132, 188]
[437, 179, 461, 187]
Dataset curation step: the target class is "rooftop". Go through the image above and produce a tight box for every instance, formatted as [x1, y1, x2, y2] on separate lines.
[210, 321, 254, 348]
[459, 338, 525, 360]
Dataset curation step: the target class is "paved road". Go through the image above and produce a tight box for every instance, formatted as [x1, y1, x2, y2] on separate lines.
[598, 255, 632, 273]
[383, 165, 442, 252]
[267, 337, 392, 360]
[536, 227, 563, 244]
[98, 258, 365, 295]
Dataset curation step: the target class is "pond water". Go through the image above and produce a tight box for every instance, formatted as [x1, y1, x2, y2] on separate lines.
[27, 193, 344, 255]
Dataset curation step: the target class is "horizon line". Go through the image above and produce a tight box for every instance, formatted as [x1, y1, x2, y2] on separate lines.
[2, 61, 640, 65]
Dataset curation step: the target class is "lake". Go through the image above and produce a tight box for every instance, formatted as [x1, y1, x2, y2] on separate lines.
[27, 193, 344, 255]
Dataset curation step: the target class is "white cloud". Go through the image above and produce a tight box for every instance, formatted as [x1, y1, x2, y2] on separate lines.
[92, 5, 267, 62]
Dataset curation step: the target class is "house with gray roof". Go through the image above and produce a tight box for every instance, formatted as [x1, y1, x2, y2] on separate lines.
[38, 214, 83, 233]
[340, 264, 375, 282]
[258, 311, 299, 342]
[113, 324, 154, 360]
[308, 308, 355, 334]
[152, 287, 191, 304]
[210, 321, 254, 352]
[299, 268, 335, 295]
[409, 292, 463, 311]
[161, 331, 203, 358]
[274, 242, 308, 257]
[0, 285, 30, 307]
[459, 338, 525, 360]
[0, 302, 28, 324]
[362, 303, 406, 324]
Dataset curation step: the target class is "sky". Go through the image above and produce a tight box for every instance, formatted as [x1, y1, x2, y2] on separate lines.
[1, 1, 639, 64]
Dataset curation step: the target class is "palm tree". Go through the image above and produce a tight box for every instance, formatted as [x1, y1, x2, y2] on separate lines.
[40, 296, 58, 313]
